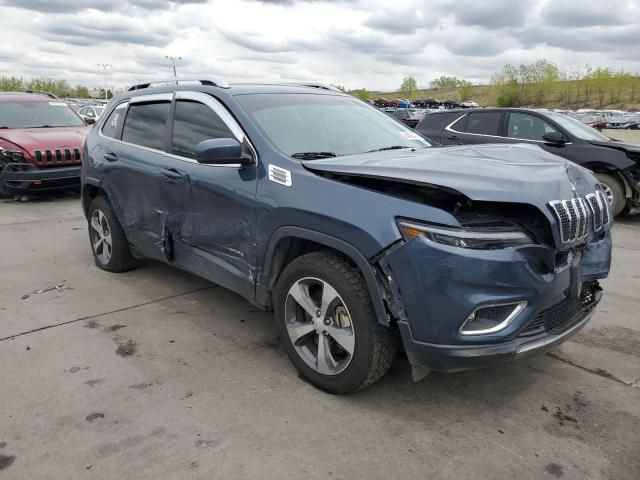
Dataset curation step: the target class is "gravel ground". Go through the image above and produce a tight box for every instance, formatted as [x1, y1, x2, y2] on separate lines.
[0, 196, 639, 480]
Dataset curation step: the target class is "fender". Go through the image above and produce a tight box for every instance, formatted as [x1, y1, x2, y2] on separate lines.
[258, 226, 390, 326]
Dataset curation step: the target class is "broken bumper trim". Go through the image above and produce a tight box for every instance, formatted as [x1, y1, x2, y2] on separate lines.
[398, 301, 597, 373]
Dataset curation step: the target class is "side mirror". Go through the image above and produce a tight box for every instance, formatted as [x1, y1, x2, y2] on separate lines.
[542, 131, 566, 145]
[195, 138, 254, 166]
[83, 116, 96, 125]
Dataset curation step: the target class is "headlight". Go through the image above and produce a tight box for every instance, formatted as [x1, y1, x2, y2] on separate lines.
[396, 220, 533, 249]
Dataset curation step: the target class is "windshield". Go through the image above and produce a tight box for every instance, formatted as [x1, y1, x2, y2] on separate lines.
[95, 106, 105, 116]
[0, 101, 85, 128]
[235, 93, 430, 157]
[551, 113, 610, 141]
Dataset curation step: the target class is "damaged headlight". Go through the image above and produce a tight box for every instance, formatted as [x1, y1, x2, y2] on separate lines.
[396, 220, 533, 249]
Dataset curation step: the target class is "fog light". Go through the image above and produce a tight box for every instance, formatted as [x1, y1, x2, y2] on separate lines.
[459, 302, 527, 335]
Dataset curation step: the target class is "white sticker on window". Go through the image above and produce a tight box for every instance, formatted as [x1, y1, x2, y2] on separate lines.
[49, 102, 68, 106]
[399, 131, 421, 140]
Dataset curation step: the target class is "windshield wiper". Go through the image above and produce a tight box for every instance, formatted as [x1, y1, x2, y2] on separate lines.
[291, 151, 337, 160]
[366, 145, 413, 153]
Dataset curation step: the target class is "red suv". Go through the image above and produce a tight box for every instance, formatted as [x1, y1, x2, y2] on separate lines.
[0, 92, 91, 197]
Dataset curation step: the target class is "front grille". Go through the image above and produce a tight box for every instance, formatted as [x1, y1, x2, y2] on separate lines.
[519, 282, 600, 337]
[549, 191, 610, 244]
[32, 148, 82, 167]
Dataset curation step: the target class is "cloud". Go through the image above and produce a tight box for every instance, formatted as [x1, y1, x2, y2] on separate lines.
[0, 0, 206, 13]
[539, 1, 633, 27]
[451, 0, 530, 28]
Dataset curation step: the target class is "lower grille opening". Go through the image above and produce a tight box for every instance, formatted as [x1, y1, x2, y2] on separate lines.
[519, 281, 600, 337]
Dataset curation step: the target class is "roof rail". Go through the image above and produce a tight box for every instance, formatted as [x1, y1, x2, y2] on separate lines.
[284, 82, 343, 92]
[128, 77, 230, 91]
[25, 90, 60, 99]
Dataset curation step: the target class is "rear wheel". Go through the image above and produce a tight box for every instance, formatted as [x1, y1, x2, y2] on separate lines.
[87, 196, 138, 272]
[594, 172, 626, 217]
[274, 251, 397, 394]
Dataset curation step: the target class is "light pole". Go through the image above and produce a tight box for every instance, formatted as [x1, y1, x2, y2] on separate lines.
[165, 56, 182, 81]
[96, 63, 112, 100]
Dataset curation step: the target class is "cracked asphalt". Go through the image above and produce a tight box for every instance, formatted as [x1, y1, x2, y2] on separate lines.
[0, 195, 639, 480]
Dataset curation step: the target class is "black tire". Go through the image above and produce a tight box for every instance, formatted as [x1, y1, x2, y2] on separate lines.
[594, 172, 626, 217]
[274, 251, 397, 394]
[87, 195, 138, 272]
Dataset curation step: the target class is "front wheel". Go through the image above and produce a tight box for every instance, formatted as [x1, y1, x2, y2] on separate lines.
[274, 251, 397, 394]
[594, 172, 626, 217]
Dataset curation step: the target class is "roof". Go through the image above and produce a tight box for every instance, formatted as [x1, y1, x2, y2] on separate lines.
[0, 92, 57, 103]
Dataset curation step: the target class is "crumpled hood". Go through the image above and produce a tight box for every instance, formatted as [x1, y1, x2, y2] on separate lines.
[0, 126, 91, 153]
[303, 143, 600, 209]
[589, 139, 640, 159]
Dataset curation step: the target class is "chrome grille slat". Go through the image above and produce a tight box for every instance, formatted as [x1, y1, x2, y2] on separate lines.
[549, 191, 610, 246]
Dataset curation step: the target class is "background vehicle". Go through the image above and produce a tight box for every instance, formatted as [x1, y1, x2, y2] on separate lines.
[0, 91, 90, 197]
[416, 108, 640, 216]
[82, 79, 611, 393]
[78, 105, 105, 124]
[388, 108, 426, 128]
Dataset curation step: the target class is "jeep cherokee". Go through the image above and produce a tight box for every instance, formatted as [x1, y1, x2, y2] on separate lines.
[0, 92, 90, 197]
[82, 79, 612, 393]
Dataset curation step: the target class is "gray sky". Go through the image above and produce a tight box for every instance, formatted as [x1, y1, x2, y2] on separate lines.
[0, 0, 638, 91]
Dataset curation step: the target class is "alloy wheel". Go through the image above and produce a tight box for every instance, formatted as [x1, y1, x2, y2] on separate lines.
[90, 209, 113, 265]
[600, 183, 615, 206]
[284, 277, 355, 375]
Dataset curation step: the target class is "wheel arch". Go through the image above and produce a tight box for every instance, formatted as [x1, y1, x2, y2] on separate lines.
[258, 227, 390, 326]
[584, 165, 632, 200]
[81, 178, 106, 218]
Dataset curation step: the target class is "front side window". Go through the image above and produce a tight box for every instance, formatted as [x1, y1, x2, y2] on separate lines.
[0, 101, 85, 128]
[171, 100, 234, 158]
[121, 101, 170, 150]
[235, 93, 430, 158]
[464, 112, 502, 136]
[507, 112, 557, 141]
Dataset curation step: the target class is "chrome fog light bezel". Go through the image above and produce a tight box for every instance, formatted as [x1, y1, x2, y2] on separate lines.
[459, 301, 528, 336]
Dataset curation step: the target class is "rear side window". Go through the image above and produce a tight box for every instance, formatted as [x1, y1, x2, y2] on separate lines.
[464, 112, 502, 136]
[101, 103, 127, 139]
[171, 100, 234, 158]
[121, 102, 170, 150]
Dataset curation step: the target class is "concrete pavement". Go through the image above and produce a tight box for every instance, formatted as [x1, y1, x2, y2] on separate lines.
[1, 195, 638, 480]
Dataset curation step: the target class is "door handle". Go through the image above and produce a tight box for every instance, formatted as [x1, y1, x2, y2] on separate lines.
[103, 152, 118, 162]
[446, 135, 459, 140]
[160, 168, 184, 180]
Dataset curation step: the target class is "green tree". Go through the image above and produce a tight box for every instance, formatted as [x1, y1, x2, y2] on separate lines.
[400, 76, 417, 100]
[354, 88, 371, 100]
[0, 76, 24, 91]
[75, 85, 90, 98]
[430, 75, 463, 89]
[458, 80, 473, 101]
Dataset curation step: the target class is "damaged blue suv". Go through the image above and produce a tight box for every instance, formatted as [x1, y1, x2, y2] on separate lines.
[82, 79, 612, 393]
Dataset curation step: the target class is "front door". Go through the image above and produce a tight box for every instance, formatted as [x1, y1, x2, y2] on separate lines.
[159, 91, 258, 299]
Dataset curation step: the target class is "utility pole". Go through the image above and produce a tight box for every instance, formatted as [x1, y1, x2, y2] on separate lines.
[165, 56, 182, 82]
[96, 64, 112, 100]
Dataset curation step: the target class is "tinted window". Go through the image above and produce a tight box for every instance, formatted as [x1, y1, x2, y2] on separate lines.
[171, 100, 234, 158]
[465, 112, 502, 136]
[507, 112, 557, 141]
[101, 103, 128, 139]
[121, 102, 170, 150]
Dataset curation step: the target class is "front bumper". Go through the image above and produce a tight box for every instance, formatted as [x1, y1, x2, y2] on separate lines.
[1, 162, 80, 195]
[398, 287, 601, 372]
[382, 231, 611, 372]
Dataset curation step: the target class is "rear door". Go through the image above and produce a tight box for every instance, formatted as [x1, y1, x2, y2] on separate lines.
[448, 111, 505, 145]
[101, 94, 173, 259]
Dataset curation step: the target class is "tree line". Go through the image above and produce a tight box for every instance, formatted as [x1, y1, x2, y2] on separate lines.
[0, 76, 112, 99]
[353, 60, 640, 109]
